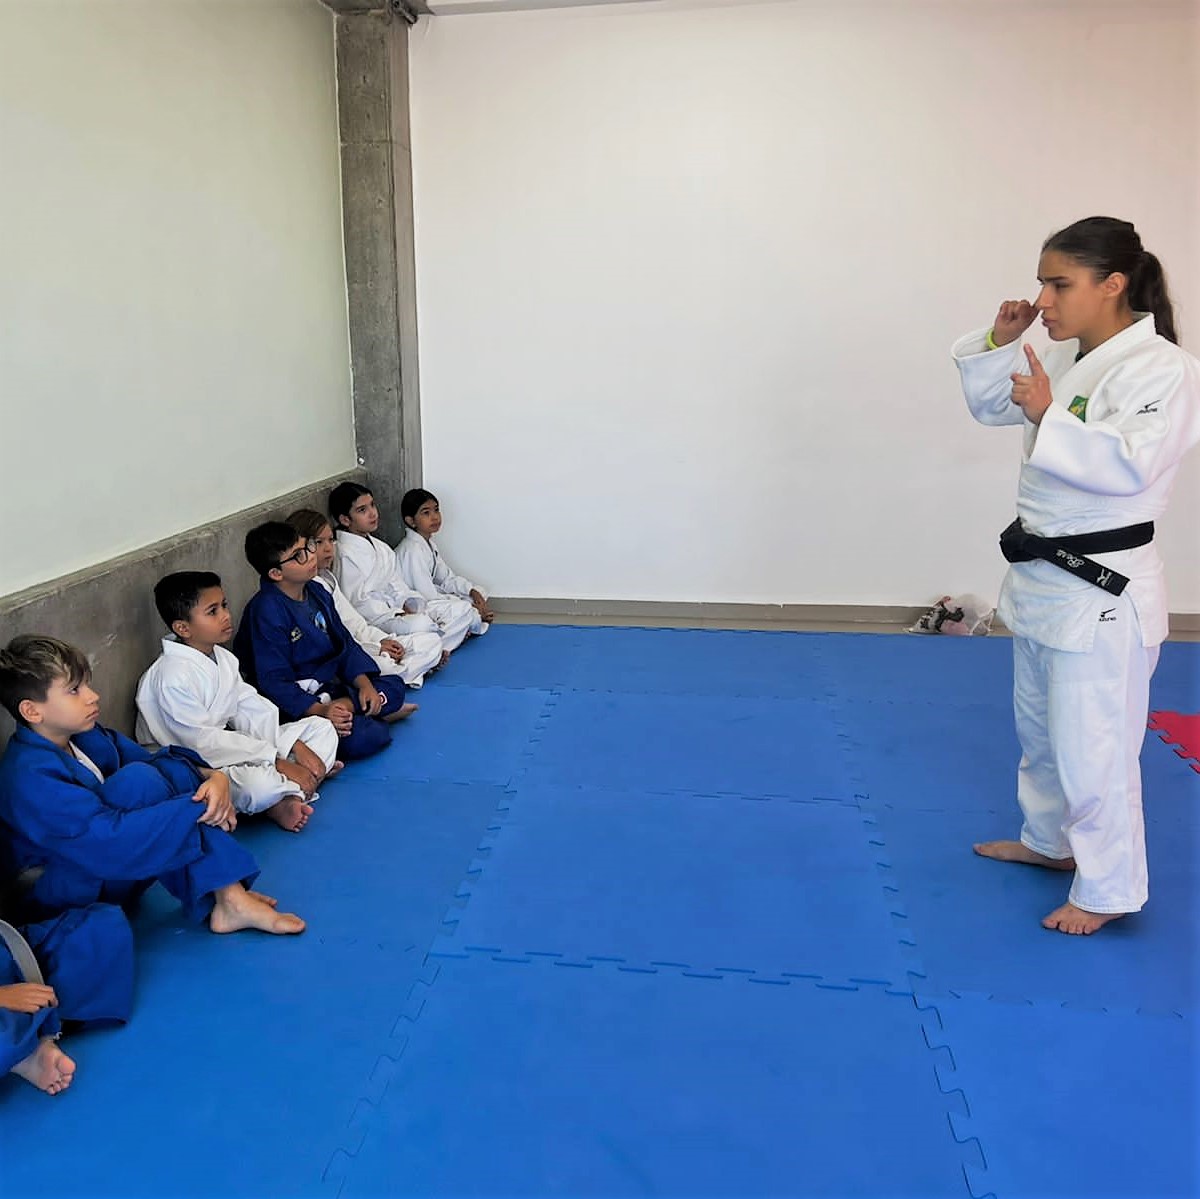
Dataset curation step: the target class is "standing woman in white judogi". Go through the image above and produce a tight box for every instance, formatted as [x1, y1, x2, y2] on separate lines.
[953, 216, 1200, 935]
[396, 489, 492, 644]
[287, 508, 443, 688]
[329, 481, 478, 657]
[136, 572, 340, 833]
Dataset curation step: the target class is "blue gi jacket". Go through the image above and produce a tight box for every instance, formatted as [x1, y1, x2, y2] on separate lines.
[233, 579, 381, 721]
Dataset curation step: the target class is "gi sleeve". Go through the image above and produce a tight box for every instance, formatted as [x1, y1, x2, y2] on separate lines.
[952, 327, 1026, 427]
[151, 678, 278, 770]
[337, 552, 397, 625]
[9, 761, 203, 880]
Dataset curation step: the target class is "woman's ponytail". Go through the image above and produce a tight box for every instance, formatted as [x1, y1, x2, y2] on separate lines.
[1128, 250, 1177, 344]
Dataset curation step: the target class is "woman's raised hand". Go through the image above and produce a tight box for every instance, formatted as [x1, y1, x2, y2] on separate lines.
[991, 300, 1040, 347]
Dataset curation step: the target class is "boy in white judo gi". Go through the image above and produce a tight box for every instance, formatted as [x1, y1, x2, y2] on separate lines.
[287, 509, 443, 688]
[136, 572, 339, 834]
[397, 489, 494, 635]
[329, 481, 480, 656]
[954, 216, 1200, 935]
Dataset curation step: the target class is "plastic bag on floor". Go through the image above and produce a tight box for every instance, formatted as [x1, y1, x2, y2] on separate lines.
[908, 594, 995, 636]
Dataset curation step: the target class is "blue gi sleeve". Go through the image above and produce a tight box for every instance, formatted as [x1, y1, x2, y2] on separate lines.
[1, 750, 205, 881]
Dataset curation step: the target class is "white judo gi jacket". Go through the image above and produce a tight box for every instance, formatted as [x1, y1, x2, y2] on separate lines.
[953, 314, 1200, 652]
[395, 530, 487, 603]
[136, 640, 294, 769]
[333, 531, 427, 626]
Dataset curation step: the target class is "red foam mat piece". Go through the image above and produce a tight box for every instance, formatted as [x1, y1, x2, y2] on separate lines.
[1148, 710, 1200, 774]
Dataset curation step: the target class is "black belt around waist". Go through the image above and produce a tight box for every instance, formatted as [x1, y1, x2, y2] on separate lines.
[999, 519, 1154, 596]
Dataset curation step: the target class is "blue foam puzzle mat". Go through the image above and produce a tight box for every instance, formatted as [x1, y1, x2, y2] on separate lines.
[836, 697, 1019, 810]
[432, 624, 590, 690]
[869, 804, 1197, 1013]
[821, 632, 1015, 705]
[433, 784, 913, 986]
[1150, 640, 1200, 712]
[562, 625, 838, 698]
[2, 623, 1193, 1199]
[921, 991, 1197, 1198]
[522, 690, 855, 799]
[335, 954, 969, 1199]
[347, 685, 555, 786]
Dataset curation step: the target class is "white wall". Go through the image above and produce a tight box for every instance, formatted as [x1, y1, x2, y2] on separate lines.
[409, 0, 1200, 610]
[0, 0, 354, 598]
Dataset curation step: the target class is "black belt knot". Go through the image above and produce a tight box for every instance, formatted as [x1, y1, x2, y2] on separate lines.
[998, 519, 1154, 596]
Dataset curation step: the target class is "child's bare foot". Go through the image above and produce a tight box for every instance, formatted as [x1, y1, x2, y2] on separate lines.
[209, 886, 305, 935]
[438, 650, 451, 668]
[266, 796, 313, 833]
[11, 1038, 76, 1095]
[1042, 903, 1124, 935]
[973, 840, 1075, 870]
[384, 702, 419, 724]
[325, 761, 344, 780]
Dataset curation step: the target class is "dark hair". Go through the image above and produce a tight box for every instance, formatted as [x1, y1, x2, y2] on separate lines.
[287, 508, 332, 543]
[0, 636, 92, 723]
[1043, 216, 1177, 344]
[153, 571, 223, 629]
[245, 522, 304, 578]
[401, 488, 438, 523]
[328, 481, 373, 524]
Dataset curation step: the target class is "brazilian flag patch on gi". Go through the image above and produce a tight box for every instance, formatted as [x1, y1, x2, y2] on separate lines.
[1068, 395, 1089, 421]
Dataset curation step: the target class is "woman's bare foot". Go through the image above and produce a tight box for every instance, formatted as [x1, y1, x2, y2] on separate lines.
[973, 840, 1075, 870]
[383, 702, 419, 724]
[1042, 903, 1124, 935]
[265, 796, 313, 833]
[209, 885, 305, 935]
[11, 1038, 76, 1095]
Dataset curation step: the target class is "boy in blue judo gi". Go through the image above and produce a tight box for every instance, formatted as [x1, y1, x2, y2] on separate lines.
[1, 902, 132, 1095]
[234, 522, 415, 762]
[0, 636, 304, 938]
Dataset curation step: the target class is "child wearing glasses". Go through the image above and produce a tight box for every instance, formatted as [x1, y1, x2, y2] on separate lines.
[135, 571, 340, 833]
[233, 523, 416, 763]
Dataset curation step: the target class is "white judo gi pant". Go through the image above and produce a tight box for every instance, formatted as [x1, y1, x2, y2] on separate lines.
[225, 716, 339, 815]
[387, 630, 445, 687]
[1013, 592, 1158, 914]
[424, 597, 487, 653]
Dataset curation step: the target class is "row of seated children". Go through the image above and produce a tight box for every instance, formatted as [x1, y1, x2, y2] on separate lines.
[0, 484, 491, 1096]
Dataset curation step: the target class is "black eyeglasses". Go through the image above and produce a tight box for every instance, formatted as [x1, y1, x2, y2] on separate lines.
[275, 541, 316, 568]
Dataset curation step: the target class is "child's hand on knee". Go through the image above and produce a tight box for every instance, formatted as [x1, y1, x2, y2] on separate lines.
[193, 771, 237, 831]
[290, 740, 327, 782]
[380, 638, 406, 662]
[277, 757, 318, 799]
[318, 699, 355, 736]
[357, 682, 385, 717]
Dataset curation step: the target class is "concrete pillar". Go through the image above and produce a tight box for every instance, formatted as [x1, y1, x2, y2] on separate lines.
[325, 1, 421, 543]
